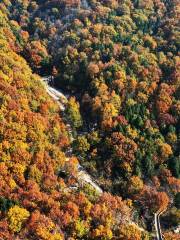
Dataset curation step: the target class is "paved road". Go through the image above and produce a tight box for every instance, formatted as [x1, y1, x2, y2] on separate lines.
[155, 211, 164, 240]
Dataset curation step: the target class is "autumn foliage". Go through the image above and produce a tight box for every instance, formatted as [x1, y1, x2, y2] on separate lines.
[0, 0, 179, 238]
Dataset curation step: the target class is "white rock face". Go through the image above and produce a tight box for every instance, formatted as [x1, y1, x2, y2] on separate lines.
[42, 76, 103, 195]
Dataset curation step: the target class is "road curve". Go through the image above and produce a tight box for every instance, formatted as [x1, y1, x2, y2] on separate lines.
[155, 211, 165, 240]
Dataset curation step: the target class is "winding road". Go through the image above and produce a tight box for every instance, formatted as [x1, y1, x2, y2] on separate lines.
[155, 210, 165, 240]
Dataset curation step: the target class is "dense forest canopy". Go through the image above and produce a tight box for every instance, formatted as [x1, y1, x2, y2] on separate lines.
[0, 0, 179, 239]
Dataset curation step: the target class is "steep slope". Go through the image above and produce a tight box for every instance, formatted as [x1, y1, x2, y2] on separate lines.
[1, 0, 180, 239]
[8, 0, 179, 185]
[0, 4, 146, 240]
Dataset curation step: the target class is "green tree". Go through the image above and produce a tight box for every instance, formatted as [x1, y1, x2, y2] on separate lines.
[73, 135, 90, 157]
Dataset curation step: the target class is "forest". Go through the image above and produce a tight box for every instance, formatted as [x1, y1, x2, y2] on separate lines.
[0, 0, 179, 239]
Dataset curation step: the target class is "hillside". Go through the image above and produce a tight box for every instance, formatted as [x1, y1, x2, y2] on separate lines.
[0, 0, 180, 239]
[0, 4, 137, 240]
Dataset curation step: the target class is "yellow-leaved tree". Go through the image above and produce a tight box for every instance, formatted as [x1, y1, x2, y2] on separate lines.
[7, 205, 30, 232]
